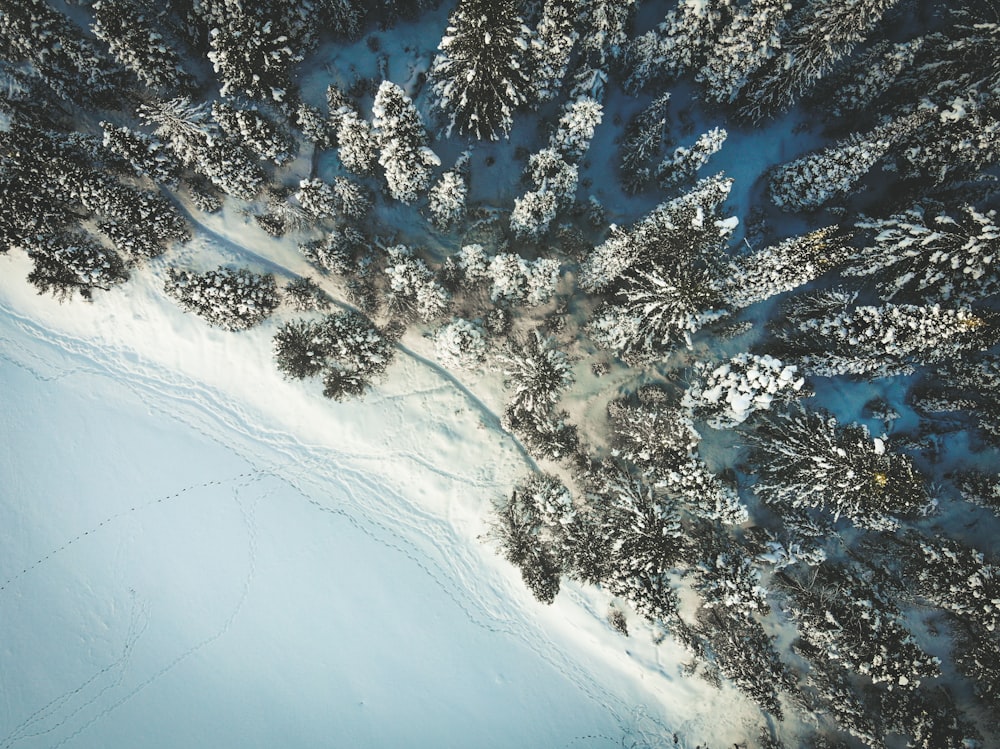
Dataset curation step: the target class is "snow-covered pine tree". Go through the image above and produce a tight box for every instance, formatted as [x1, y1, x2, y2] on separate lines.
[295, 178, 338, 218]
[904, 534, 1000, 633]
[139, 97, 264, 200]
[845, 205, 1000, 304]
[86, 183, 189, 264]
[529, 0, 580, 104]
[549, 96, 603, 161]
[498, 330, 574, 420]
[587, 462, 686, 624]
[272, 310, 394, 398]
[607, 395, 749, 524]
[299, 225, 365, 275]
[429, 0, 532, 140]
[718, 226, 851, 310]
[586, 260, 728, 361]
[427, 151, 469, 231]
[769, 113, 927, 211]
[655, 127, 726, 189]
[0, 0, 123, 106]
[694, 532, 769, 620]
[775, 299, 996, 378]
[383, 244, 451, 322]
[784, 564, 940, 689]
[510, 190, 560, 241]
[576, 0, 636, 62]
[434, 317, 488, 370]
[91, 0, 195, 93]
[618, 92, 671, 192]
[510, 148, 579, 239]
[100, 123, 180, 186]
[827, 36, 930, 118]
[699, 611, 787, 717]
[26, 232, 128, 301]
[331, 112, 376, 175]
[207, 10, 302, 103]
[164, 266, 279, 331]
[579, 174, 735, 292]
[699, 0, 791, 105]
[283, 276, 331, 312]
[490, 473, 574, 604]
[953, 470, 1000, 516]
[372, 81, 439, 204]
[211, 101, 296, 165]
[683, 353, 806, 429]
[623, 0, 733, 92]
[740, 0, 902, 121]
[749, 404, 929, 530]
[295, 102, 337, 149]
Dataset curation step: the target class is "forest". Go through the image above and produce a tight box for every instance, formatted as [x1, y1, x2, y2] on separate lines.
[1, 0, 998, 746]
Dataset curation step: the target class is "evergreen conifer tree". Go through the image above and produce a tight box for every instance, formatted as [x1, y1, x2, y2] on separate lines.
[372, 81, 439, 204]
[429, 0, 533, 140]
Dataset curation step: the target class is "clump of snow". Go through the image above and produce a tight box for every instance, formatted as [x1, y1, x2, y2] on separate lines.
[684, 353, 807, 428]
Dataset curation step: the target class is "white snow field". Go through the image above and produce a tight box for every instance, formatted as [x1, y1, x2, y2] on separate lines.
[0, 249, 771, 748]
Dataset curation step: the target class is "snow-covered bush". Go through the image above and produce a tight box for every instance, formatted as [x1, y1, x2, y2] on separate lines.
[487, 253, 560, 306]
[684, 353, 806, 429]
[434, 318, 488, 370]
[295, 177, 338, 218]
[164, 266, 279, 331]
[273, 311, 394, 400]
[510, 190, 559, 240]
[283, 276, 331, 312]
[336, 112, 378, 175]
[383, 245, 451, 322]
[456, 243, 490, 285]
[427, 156, 469, 231]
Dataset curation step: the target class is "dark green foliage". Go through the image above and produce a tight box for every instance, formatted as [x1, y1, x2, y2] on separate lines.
[272, 311, 394, 399]
[700, 611, 788, 718]
[92, 0, 196, 92]
[284, 276, 331, 312]
[164, 266, 279, 330]
[490, 474, 574, 604]
[783, 565, 940, 691]
[429, 0, 532, 140]
[749, 405, 929, 531]
[0, 0, 124, 106]
[100, 123, 181, 186]
[27, 233, 128, 301]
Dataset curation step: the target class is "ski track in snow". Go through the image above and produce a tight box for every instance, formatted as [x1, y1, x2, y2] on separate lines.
[0, 301, 676, 746]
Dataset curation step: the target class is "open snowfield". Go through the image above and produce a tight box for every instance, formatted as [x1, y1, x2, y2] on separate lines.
[0, 249, 764, 747]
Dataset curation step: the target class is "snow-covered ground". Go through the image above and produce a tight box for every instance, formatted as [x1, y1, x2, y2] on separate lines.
[0, 248, 766, 747]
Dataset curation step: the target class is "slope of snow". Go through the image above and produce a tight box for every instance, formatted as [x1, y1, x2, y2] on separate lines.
[0, 246, 771, 747]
